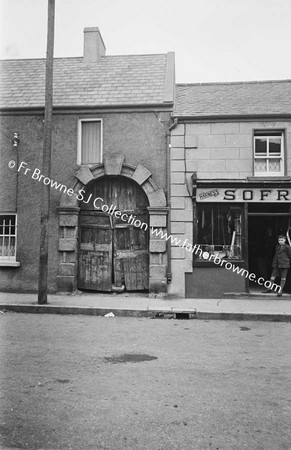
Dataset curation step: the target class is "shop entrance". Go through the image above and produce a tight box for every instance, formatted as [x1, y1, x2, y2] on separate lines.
[248, 204, 291, 293]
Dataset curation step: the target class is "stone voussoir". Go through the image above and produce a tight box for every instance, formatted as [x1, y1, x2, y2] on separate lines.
[148, 189, 167, 207]
[131, 164, 152, 185]
[75, 165, 95, 185]
[104, 154, 125, 175]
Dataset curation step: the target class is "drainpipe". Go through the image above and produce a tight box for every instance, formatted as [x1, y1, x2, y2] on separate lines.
[166, 117, 178, 282]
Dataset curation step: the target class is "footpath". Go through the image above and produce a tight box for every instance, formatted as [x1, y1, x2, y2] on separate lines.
[0, 291, 291, 322]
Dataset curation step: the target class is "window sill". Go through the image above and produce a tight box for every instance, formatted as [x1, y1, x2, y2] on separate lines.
[0, 261, 20, 267]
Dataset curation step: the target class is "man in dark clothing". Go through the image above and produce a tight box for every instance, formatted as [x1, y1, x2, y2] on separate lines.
[263, 235, 291, 296]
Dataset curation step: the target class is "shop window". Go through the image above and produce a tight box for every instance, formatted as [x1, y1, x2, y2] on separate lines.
[254, 131, 284, 176]
[0, 214, 17, 263]
[78, 119, 102, 164]
[196, 204, 243, 261]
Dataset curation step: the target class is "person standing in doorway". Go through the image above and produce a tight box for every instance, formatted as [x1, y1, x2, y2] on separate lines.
[263, 234, 291, 296]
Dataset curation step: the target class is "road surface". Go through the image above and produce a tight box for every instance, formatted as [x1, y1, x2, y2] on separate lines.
[0, 313, 290, 449]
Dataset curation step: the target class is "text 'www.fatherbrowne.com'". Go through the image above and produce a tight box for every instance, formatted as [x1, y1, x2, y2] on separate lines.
[13, 160, 281, 292]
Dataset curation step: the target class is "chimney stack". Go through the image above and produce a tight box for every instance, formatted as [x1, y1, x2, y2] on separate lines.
[83, 27, 106, 63]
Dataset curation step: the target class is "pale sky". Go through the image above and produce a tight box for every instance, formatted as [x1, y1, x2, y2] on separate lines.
[0, 0, 290, 83]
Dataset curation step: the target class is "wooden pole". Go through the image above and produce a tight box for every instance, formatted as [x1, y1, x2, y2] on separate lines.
[38, 0, 55, 304]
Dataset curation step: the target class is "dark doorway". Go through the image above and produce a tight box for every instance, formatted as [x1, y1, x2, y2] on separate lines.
[248, 204, 291, 293]
[78, 176, 149, 292]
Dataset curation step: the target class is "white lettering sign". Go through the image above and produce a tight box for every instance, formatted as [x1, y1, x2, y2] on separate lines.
[197, 188, 291, 202]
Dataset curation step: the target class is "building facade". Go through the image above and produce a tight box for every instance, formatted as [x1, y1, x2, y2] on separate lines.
[169, 81, 291, 298]
[0, 28, 175, 295]
[2, 29, 291, 299]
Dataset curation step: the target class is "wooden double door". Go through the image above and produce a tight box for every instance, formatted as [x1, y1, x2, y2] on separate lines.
[78, 177, 149, 292]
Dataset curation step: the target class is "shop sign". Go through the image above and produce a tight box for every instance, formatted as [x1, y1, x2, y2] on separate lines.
[197, 188, 291, 202]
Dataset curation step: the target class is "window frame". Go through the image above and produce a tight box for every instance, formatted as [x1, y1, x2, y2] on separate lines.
[253, 130, 285, 177]
[0, 213, 20, 267]
[77, 118, 103, 165]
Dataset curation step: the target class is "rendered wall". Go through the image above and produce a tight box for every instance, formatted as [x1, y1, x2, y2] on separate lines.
[0, 111, 170, 293]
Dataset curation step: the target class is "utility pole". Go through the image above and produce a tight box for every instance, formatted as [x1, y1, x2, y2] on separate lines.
[38, 0, 55, 304]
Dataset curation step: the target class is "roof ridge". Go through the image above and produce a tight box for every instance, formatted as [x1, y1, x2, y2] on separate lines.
[0, 56, 81, 62]
[103, 53, 168, 57]
[0, 53, 168, 63]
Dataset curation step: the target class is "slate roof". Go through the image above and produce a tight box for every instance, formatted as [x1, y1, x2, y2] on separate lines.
[175, 80, 291, 117]
[0, 54, 172, 109]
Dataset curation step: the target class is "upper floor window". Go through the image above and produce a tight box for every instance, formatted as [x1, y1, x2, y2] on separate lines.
[78, 119, 102, 165]
[254, 131, 284, 176]
[0, 214, 19, 265]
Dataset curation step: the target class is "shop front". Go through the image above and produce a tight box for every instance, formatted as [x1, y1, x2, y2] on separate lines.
[185, 178, 291, 298]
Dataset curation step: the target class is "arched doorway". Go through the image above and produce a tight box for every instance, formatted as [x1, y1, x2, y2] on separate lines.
[57, 155, 168, 295]
[78, 176, 149, 292]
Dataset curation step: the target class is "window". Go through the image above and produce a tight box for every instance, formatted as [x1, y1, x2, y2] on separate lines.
[78, 119, 102, 165]
[196, 204, 242, 261]
[254, 131, 284, 176]
[0, 214, 19, 265]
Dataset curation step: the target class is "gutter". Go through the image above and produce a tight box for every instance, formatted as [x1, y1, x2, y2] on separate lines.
[172, 113, 291, 122]
[0, 103, 174, 114]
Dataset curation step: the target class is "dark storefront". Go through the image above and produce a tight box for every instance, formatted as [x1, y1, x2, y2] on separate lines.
[186, 179, 291, 297]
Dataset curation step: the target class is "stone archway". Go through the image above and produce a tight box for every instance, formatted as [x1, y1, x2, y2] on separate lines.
[57, 154, 168, 296]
